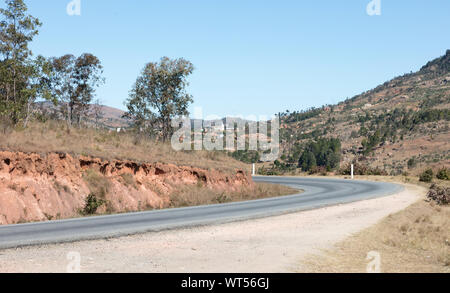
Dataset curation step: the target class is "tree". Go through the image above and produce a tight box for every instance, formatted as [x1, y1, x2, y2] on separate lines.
[123, 87, 156, 136]
[298, 138, 341, 172]
[49, 54, 75, 127]
[124, 57, 194, 142]
[71, 53, 104, 126]
[50, 53, 103, 127]
[23, 55, 54, 127]
[91, 98, 104, 129]
[299, 150, 317, 171]
[0, 0, 42, 124]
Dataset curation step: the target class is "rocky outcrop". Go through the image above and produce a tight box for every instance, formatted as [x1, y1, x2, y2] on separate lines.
[0, 151, 253, 225]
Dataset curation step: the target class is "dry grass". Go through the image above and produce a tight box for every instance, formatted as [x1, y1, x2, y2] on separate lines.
[82, 169, 111, 199]
[120, 173, 138, 190]
[168, 182, 300, 208]
[0, 121, 248, 173]
[300, 198, 450, 273]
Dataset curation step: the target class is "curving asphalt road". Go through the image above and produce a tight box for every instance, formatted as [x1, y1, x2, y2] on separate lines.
[0, 176, 403, 249]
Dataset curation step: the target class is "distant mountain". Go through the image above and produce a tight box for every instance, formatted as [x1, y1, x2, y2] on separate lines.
[35, 101, 256, 131]
[277, 50, 450, 175]
[35, 101, 130, 129]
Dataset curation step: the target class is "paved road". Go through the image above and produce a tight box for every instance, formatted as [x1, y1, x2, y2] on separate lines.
[0, 177, 402, 249]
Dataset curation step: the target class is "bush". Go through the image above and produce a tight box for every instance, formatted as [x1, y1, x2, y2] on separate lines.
[436, 167, 449, 180]
[81, 193, 105, 215]
[308, 166, 328, 176]
[407, 157, 417, 169]
[338, 161, 388, 176]
[258, 166, 281, 176]
[427, 184, 450, 205]
[230, 150, 260, 164]
[419, 169, 434, 183]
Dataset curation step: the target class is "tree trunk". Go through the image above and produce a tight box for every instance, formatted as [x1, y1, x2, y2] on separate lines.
[23, 97, 32, 128]
[66, 101, 72, 129]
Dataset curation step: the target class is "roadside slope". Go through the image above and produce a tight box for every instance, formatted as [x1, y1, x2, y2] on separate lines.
[0, 181, 423, 273]
[0, 151, 253, 225]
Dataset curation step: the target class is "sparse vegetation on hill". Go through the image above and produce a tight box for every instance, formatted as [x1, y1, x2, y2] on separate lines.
[271, 50, 450, 176]
[419, 169, 434, 183]
[338, 161, 388, 176]
[436, 167, 450, 180]
[230, 150, 260, 164]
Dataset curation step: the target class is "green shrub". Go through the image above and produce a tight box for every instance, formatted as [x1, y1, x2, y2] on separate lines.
[419, 169, 434, 183]
[298, 138, 341, 172]
[338, 161, 387, 176]
[258, 166, 281, 176]
[407, 157, 417, 169]
[436, 167, 449, 180]
[81, 193, 105, 215]
[308, 166, 328, 176]
[230, 150, 260, 164]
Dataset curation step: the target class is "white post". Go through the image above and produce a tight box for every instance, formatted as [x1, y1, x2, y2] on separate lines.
[252, 163, 256, 176]
[351, 164, 354, 180]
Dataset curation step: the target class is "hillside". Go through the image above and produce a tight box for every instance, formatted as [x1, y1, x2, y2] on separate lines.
[276, 50, 450, 175]
[35, 101, 131, 130]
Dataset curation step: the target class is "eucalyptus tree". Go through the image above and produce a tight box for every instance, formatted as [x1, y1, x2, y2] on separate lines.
[50, 53, 104, 127]
[0, 0, 42, 124]
[23, 55, 54, 127]
[125, 57, 194, 142]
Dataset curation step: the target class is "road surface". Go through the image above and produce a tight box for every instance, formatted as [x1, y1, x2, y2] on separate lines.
[0, 177, 402, 249]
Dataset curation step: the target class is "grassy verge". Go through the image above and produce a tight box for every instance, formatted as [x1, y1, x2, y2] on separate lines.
[0, 121, 248, 173]
[168, 182, 300, 208]
[300, 181, 449, 273]
[76, 182, 300, 218]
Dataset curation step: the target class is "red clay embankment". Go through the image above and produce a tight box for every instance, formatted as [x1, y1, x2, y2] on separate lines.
[0, 151, 252, 225]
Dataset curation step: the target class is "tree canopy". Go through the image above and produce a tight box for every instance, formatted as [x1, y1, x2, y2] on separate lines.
[124, 57, 194, 142]
[0, 0, 42, 124]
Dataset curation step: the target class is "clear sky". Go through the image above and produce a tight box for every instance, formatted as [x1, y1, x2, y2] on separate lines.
[7, 0, 450, 117]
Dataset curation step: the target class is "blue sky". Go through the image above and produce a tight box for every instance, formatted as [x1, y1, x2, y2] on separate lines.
[8, 0, 450, 117]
